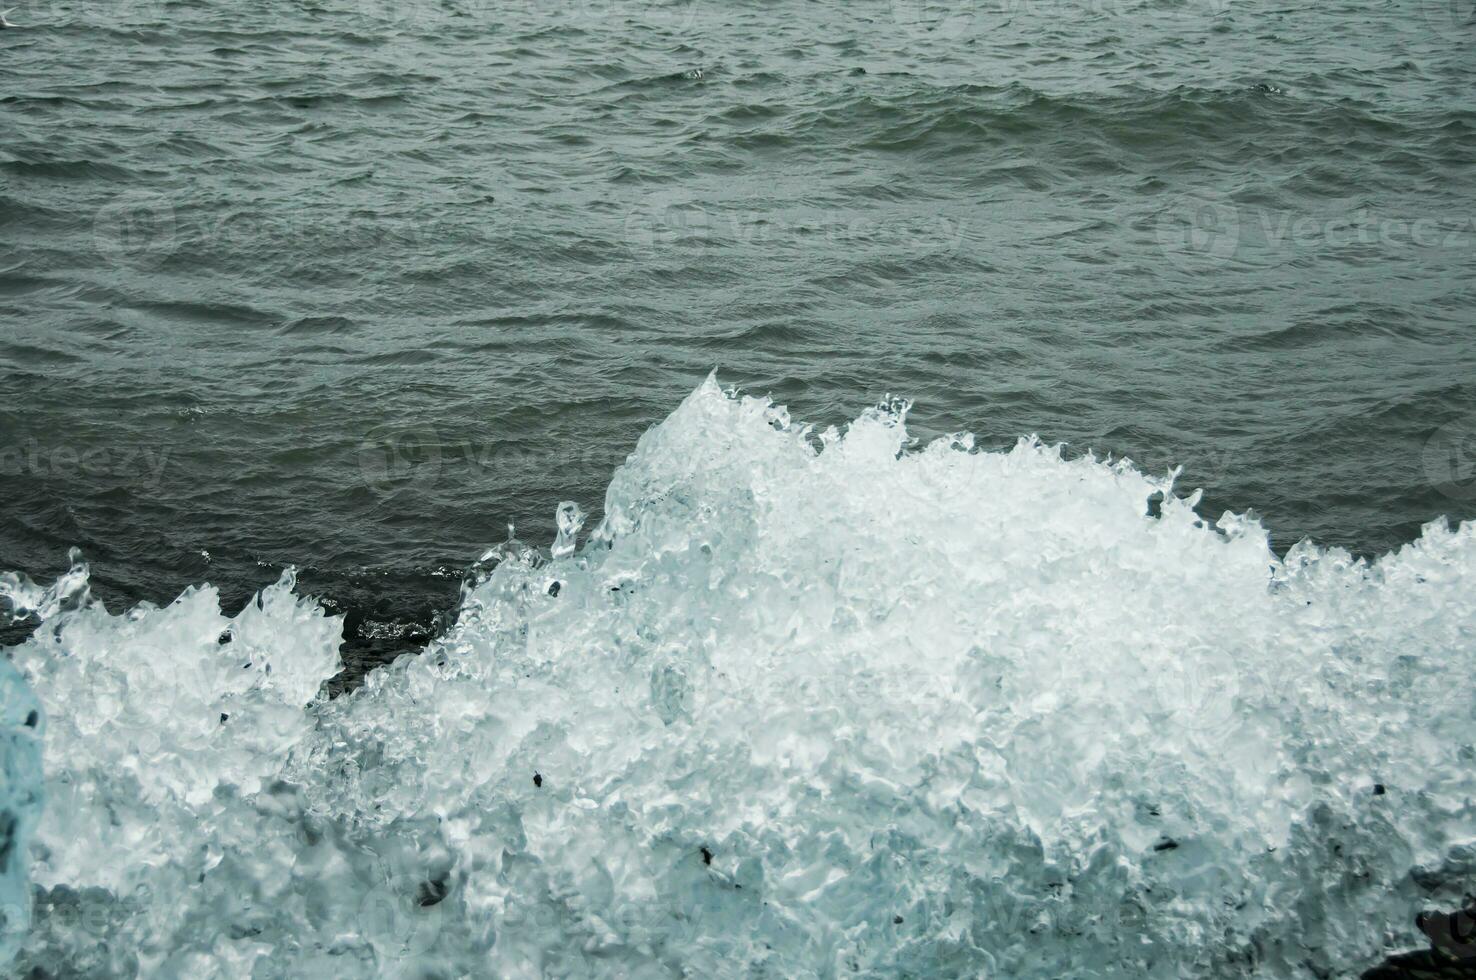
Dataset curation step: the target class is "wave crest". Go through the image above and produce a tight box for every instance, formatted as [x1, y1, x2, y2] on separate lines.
[5, 376, 1475, 977]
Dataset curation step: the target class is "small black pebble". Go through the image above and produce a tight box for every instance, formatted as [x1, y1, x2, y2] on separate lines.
[23, 711, 37, 729]
[547, 581, 561, 597]
[417, 878, 449, 907]
[533, 773, 542, 788]
[1373, 783, 1385, 795]
[1153, 839, 1179, 852]
[219, 713, 229, 724]
[893, 915, 904, 924]
[701, 847, 713, 866]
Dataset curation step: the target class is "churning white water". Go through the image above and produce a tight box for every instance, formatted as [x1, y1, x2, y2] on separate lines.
[2, 376, 1473, 977]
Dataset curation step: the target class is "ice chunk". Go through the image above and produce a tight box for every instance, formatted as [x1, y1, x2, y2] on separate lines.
[0, 657, 42, 968]
[5, 376, 1476, 977]
[551, 500, 586, 559]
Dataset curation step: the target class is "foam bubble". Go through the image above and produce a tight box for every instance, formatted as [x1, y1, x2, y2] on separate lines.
[5, 376, 1474, 976]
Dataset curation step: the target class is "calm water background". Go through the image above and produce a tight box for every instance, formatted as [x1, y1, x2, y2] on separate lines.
[2, 0, 1474, 672]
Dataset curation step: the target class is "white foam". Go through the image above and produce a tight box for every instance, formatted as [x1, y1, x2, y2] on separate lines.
[0, 657, 42, 966]
[5, 375, 1474, 976]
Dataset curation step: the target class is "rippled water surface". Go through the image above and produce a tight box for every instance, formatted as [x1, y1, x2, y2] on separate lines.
[2, 0, 1474, 667]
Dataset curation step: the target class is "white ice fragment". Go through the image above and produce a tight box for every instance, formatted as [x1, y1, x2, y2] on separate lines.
[0, 659, 42, 968]
[5, 377, 1476, 978]
[0, 549, 91, 625]
[551, 500, 586, 559]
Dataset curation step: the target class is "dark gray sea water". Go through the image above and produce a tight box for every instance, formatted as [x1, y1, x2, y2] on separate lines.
[2, 0, 1474, 676]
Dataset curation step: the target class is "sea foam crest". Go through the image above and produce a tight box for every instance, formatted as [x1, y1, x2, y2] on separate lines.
[0, 657, 42, 967]
[4, 375, 1476, 977]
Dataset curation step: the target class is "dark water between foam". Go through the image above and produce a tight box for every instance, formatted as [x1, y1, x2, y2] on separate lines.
[2, 0, 1475, 674]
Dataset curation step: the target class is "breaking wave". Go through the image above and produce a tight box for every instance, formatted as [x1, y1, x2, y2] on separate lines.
[3, 376, 1475, 977]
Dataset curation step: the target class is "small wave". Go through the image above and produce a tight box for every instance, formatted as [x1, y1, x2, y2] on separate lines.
[278, 315, 358, 336]
[0, 159, 134, 181]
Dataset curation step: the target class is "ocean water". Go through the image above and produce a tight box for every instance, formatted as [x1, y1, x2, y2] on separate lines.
[2, 0, 1476, 974]
[2, 0, 1475, 671]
